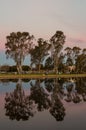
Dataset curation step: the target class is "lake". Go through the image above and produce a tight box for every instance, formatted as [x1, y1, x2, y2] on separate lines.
[0, 77, 86, 130]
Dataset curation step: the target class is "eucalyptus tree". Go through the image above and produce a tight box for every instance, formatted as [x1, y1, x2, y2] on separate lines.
[83, 48, 86, 54]
[76, 52, 86, 73]
[5, 32, 34, 74]
[72, 46, 81, 56]
[64, 47, 73, 66]
[50, 31, 65, 73]
[45, 57, 54, 70]
[58, 53, 65, 73]
[30, 38, 51, 72]
[72, 46, 81, 63]
[64, 47, 72, 56]
[65, 46, 81, 62]
[65, 46, 81, 71]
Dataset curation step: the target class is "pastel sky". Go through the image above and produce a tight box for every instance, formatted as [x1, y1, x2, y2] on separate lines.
[0, 0, 86, 64]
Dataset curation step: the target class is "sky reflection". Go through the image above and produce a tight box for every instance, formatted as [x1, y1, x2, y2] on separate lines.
[0, 78, 86, 130]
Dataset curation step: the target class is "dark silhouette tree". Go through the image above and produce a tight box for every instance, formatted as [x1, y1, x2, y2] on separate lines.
[5, 32, 34, 74]
[83, 48, 86, 54]
[72, 46, 81, 58]
[50, 31, 65, 73]
[58, 53, 65, 73]
[64, 46, 81, 73]
[30, 38, 51, 72]
[64, 47, 73, 66]
[45, 57, 54, 70]
[75, 53, 86, 73]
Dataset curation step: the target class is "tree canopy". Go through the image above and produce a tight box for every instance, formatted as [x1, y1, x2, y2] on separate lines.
[50, 31, 65, 73]
[30, 38, 51, 72]
[5, 32, 34, 74]
[3, 30, 86, 74]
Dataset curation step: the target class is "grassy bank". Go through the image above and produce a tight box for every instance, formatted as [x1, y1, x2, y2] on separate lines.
[0, 73, 86, 79]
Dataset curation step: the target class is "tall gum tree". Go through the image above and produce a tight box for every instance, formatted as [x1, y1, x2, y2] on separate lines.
[76, 48, 86, 73]
[50, 31, 65, 73]
[30, 38, 51, 72]
[64, 46, 81, 67]
[5, 32, 34, 74]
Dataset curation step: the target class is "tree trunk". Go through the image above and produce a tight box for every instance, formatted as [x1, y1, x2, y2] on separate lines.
[54, 55, 58, 74]
[17, 64, 22, 74]
[38, 64, 41, 73]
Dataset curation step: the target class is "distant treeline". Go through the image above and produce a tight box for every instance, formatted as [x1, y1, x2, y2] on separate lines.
[0, 65, 30, 73]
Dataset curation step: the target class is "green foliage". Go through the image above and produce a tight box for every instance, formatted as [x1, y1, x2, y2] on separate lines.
[50, 31, 65, 73]
[76, 53, 86, 73]
[0, 65, 10, 72]
[5, 32, 34, 74]
[30, 38, 51, 72]
[9, 66, 17, 72]
[3, 30, 86, 74]
[22, 65, 30, 71]
[45, 57, 54, 70]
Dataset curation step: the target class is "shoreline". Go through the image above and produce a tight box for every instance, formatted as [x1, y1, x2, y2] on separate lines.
[0, 73, 86, 79]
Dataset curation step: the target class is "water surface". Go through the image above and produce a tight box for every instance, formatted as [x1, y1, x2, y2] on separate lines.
[0, 78, 86, 130]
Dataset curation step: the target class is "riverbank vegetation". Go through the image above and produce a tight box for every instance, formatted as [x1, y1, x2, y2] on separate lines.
[0, 30, 86, 75]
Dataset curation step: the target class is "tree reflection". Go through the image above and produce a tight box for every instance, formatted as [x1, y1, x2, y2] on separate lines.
[29, 80, 51, 111]
[75, 77, 86, 101]
[49, 96, 65, 121]
[62, 78, 81, 103]
[44, 78, 64, 99]
[44, 79, 54, 92]
[4, 77, 86, 122]
[49, 79, 66, 121]
[5, 79, 34, 121]
[72, 92, 81, 103]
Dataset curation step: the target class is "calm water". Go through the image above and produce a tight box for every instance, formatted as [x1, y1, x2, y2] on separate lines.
[0, 78, 86, 130]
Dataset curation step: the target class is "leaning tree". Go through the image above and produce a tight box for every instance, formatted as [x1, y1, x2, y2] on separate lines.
[5, 32, 34, 74]
[50, 31, 65, 73]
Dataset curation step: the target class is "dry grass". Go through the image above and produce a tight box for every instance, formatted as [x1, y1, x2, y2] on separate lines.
[0, 73, 86, 79]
